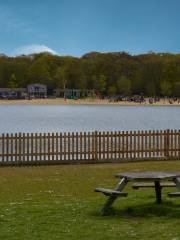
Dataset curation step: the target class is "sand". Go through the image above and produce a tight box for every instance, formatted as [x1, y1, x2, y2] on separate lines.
[0, 98, 179, 106]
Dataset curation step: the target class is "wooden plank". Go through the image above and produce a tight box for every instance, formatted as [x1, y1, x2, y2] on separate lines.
[48, 133, 51, 161]
[39, 133, 42, 161]
[149, 130, 152, 158]
[43, 133, 46, 161]
[52, 132, 55, 161]
[5, 134, 9, 162]
[94, 131, 98, 161]
[84, 132, 87, 161]
[10, 133, 13, 162]
[107, 132, 109, 160]
[156, 130, 159, 157]
[95, 188, 128, 197]
[72, 132, 75, 161]
[130, 131, 133, 159]
[18, 133, 22, 162]
[27, 133, 30, 162]
[110, 131, 113, 159]
[1, 133, 5, 162]
[88, 132, 90, 160]
[153, 130, 155, 157]
[15, 133, 18, 163]
[178, 130, 180, 158]
[31, 133, 34, 161]
[22, 133, 25, 162]
[1, 134, 5, 163]
[102, 131, 105, 160]
[160, 130, 163, 157]
[122, 131, 125, 159]
[118, 131, 121, 159]
[60, 132, 62, 161]
[170, 130, 173, 157]
[144, 131, 148, 158]
[141, 130, 144, 158]
[133, 131, 136, 159]
[126, 131, 129, 159]
[98, 132, 101, 160]
[114, 131, 117, 159]
[55, 133, 58, 161]
[76, 132, 79, 161]
[64, 132, 66, 161]
[35, 133, 38, 162]
[165, 129, 170, 157]
[174, 130, 177, 157]
[68, 132, 70, 161]
[80, 132, 83, 160]
[168, 192, 180, 197]
[133, 182, 176, 189]
[137, 131, 140, 158]
[92, 132, 94, 160]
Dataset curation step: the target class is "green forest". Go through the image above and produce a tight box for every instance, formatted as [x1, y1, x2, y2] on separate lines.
[0, 51, 180, 96]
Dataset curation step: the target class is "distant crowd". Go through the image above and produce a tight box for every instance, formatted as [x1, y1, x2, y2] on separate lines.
[107, 95, 180, 104]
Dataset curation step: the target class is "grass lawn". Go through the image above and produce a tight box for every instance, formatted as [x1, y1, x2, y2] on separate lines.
[0, 160, 180, 240]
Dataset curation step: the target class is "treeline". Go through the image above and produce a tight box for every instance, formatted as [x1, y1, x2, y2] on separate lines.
[0, 51, 180, 96]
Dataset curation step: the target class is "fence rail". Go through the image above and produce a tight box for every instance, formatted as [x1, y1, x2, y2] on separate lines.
[0, 129, 180, 165]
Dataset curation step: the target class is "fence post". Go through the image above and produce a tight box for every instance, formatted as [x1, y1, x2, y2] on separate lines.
[94, 131, 98, 162]
[2, 134, 5, 163]
[164, 129, 170, 158]
[178, 130, 180, 158]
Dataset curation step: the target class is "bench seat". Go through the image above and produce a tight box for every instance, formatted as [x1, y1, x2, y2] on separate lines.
[168, 192, 180, 197]
[132, 182, 176, 189]
[95, 188, 128, 197]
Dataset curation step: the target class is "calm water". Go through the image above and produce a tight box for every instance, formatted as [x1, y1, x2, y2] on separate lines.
[0, 105, 180, 134]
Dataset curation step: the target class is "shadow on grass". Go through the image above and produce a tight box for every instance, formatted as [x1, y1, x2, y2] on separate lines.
[92, 201, 180, 219]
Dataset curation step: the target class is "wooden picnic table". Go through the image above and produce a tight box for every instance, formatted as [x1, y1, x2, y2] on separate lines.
[95, 171, 180, 215]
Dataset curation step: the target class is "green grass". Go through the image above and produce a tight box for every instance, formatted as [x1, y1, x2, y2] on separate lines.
[1, 161, 180, 240]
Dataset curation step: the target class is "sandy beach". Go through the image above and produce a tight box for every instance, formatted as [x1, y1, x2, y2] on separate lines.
[0, 98, 179, 106]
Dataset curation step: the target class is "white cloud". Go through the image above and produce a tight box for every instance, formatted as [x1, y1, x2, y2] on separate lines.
[13, 44, 58, 56]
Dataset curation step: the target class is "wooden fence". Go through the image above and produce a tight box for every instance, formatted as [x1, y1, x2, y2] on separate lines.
[0, 129, 180, 166]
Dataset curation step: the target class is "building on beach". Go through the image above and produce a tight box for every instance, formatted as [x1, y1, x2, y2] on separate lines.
[27, 84, 47, 98]
[0, 88, 26, 99]
[53, 89, 95, 99]
[0, 85, 97, 100]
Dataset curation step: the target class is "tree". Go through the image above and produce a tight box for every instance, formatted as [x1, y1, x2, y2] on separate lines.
[160, 81, 172, 96]
[8, 73, 18, 89]
[27, 56, 51, 86]
[55, 67, 67, 99]
[107, 86, 117, 96]
[173, 82, 180, 97]
[117, 76, 132, 96]
[0, 51, 180, 97]
[97, 74, 106, 94]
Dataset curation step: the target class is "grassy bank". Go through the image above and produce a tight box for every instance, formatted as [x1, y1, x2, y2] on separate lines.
[1, 160, 180, 239]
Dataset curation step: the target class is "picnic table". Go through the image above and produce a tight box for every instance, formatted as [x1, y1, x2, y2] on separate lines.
[95, 171, 180, 215]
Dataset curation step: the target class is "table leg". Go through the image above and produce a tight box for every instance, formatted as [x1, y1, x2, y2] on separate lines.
[173, 178, 180, 189]
[101, 177, 128, 215]
[154, 181, 162, 204]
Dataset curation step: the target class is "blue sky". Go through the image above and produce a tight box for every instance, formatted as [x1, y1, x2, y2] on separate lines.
[0, 0, 180, 56]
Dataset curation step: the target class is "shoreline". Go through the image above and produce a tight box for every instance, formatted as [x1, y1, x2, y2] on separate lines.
[0, 98, 180, 106]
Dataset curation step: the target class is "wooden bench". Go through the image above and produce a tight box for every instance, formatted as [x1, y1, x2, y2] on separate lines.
[132, 182, 176, 189]
[168, 192, 180, 197]
[94, 188, 128, 197]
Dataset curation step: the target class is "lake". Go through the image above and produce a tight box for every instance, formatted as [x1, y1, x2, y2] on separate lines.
[0, 105, 180, 134]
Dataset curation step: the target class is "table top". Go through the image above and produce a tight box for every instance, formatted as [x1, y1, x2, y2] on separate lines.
[115, 171, 180, 181]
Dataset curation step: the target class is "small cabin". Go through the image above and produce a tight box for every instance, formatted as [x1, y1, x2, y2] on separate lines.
[0, 88, 26, 99]
[27, 84, 47, 98]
